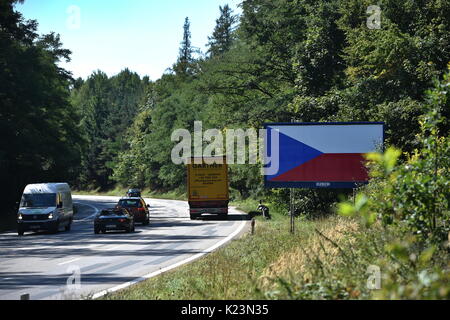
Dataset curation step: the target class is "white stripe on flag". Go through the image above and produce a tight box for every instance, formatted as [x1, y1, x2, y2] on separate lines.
[268, 124, 383, 154]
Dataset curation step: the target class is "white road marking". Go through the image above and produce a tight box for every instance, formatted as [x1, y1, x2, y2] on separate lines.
[91, 216, 247, 299]
[58, 258, 80, 266]
[106, 245, 122, 251]
[74, 202, 99, 221]
[2, 196, 248, 300]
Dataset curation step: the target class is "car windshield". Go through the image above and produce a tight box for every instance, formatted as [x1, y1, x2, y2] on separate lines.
[118, 199, 141, 208]
[20, 193, 56, 208]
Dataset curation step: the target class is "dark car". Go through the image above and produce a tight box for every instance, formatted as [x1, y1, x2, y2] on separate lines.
[94, 208, 135, 234]
[126, 188, 141, 197]
[116, 197, 150, 225]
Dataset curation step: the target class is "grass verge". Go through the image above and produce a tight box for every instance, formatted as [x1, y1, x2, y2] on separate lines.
[100, 200, 358, 300]
[101, 198, 449, 300]
[101, 209, 315, 300]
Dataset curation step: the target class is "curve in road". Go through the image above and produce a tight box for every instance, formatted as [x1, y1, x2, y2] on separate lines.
[0, 195, 249, 300]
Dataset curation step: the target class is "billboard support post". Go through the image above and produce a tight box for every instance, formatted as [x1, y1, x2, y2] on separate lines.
[290, 188, 294, 234]
[289, 117, 298, 235]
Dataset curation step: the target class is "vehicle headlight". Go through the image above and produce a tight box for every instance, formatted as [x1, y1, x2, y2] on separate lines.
[48, 213, 53, 219]
[18, 214, 23, 220]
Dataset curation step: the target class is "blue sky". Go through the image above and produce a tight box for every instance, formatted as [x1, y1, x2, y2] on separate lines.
[15, 0, 242, 81]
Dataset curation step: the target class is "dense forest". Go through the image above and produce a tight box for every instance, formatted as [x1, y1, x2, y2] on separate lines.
[1, 0, 449, 214]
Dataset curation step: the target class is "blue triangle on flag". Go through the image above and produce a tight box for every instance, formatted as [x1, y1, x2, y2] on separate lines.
[266, 128, 323, 180]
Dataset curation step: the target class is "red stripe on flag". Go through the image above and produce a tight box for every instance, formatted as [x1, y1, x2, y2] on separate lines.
[271, 153, 369, 182]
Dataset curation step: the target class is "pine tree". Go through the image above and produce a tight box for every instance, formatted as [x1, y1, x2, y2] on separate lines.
[207, 4, 237, 57]
[174, 17, 193, 76]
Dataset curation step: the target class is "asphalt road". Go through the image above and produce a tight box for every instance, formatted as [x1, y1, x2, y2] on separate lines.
[0, 195, 249, 300]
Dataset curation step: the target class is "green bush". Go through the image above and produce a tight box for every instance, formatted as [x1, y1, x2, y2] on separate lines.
[334, 70, 450, 299]
[339, 70, 450, 244]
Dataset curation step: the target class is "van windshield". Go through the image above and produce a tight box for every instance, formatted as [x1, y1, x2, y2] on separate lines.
[20, 193, 56, 208]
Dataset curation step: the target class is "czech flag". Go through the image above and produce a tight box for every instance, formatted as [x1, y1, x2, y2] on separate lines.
[264, 123, 384, 188]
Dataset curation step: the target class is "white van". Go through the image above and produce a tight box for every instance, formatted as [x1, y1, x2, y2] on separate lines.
[17, 183, 74, 236]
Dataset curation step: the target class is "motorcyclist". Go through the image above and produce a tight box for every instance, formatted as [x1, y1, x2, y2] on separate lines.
[257, 200, 271, 220]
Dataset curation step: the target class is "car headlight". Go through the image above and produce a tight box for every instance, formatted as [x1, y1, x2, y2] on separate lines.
[18, 214, 23, 220]
[48, 213, 53, 219]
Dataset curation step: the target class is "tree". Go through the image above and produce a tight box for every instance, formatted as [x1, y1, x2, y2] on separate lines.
[70, 0, 450, 209]
[173, 17, 194, 76]
[71, 69, 148, 189]
[0, 0, 83, 210]
[207, 4, 238, 58]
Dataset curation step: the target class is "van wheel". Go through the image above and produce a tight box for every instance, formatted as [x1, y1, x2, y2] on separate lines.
[18, 227, 24, 236]
[51, 221, 60, 234]
[94, 227, 100, 234]
[65, 221, 72, 232]
[190, 214, 199, 220]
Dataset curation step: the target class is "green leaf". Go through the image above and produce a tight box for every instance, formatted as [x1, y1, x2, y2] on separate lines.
[384, 147, 401, 172]
[386, 242, 409, 262]
[355, 193, 368, 211]
[363, 211, 377, 227]
[418, 246, 436, 265]
[365, 152, 382, 162]
[338, 202, 356, 217]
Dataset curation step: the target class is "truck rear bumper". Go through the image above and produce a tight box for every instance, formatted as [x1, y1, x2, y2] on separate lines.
[189, 207, 228, 215]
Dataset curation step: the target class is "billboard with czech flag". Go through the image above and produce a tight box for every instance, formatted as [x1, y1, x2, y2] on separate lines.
[264, 122, 384, 189]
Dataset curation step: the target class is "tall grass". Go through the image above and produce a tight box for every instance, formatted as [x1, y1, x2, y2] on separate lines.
[102, 211, 318, 300]
[102, 206, 449, 300]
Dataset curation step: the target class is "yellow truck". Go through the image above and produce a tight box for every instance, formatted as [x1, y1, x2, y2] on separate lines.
[187, 157, 229, 220]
